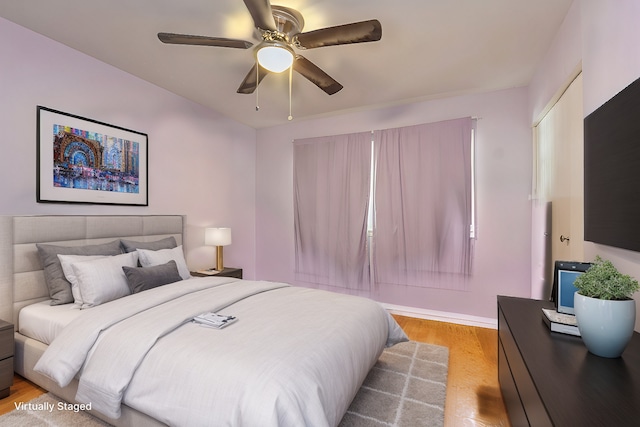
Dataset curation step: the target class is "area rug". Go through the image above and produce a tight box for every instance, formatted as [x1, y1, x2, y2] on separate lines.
[0, 341, 448, 427]
[339, 341, 449, 427]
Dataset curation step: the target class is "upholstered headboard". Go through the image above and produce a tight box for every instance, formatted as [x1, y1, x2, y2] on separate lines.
[0, 215, 185, 330]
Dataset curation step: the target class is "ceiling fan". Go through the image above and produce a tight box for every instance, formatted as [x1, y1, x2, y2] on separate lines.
[157, 0, 382, 96]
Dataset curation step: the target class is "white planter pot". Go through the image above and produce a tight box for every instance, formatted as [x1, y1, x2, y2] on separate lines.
[574, 292, 636, 358]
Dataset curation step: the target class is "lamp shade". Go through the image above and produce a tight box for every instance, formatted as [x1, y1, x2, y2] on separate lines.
[205, 228, 232, 246]
[257, 43, 294, 73]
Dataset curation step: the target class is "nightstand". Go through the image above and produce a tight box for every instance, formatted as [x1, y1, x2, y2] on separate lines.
[0, 320, 13, 399]
[191, 267, 243, 279]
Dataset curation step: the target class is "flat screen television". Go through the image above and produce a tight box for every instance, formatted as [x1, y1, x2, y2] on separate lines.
[551, 261, 592, 315]
[584, 76, 640, 252]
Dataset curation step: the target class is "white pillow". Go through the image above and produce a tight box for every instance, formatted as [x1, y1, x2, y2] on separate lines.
[57, 254, 108, 305]
[71, 251, 139, 309]
[137, 246, 191, 280]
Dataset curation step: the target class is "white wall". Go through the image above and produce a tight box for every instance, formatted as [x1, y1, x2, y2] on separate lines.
[255, 87, 533, 321]
[0, 18, 257, 277]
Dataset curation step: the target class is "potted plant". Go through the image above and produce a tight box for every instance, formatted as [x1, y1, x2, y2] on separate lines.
[573, 256, 639, 358]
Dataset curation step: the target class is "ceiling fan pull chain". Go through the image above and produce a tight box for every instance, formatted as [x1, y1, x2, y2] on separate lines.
[288, 66, 293, 121]
[255, 64, 260, 111]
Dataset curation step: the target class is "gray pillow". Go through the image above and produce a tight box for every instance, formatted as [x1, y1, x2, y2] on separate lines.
[122, 260, 182, 294]
[36, 240, 123, 305]
[120, 236, 177, 253]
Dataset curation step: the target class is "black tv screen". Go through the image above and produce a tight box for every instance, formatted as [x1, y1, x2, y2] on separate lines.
[584, 76, 640, 252]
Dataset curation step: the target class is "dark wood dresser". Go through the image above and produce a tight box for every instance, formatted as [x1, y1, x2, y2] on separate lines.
[0, 320, 13, 399]
[498, 295, 640, 426]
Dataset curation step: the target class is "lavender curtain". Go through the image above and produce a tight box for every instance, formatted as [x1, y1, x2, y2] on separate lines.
[293, 132, 372, 291]
[373, 117, 473, 290]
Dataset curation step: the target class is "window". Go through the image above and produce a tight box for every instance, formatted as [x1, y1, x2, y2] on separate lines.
[294, 117, 476, 292]
[293, 132, 372, 290]
[372, 117, 475, 289]
[366, 127, 477, 238]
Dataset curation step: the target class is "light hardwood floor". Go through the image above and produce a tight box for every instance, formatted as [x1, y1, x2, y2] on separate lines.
[393, 315, 510, 427]
[0, 374, 46, 416]
[1, 316, 510, 426]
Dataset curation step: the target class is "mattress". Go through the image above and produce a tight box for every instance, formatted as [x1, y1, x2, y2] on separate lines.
[19, 300, 82, 345]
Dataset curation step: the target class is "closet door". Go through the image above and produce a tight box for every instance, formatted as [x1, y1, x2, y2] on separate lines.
[534, 73, 584, 296]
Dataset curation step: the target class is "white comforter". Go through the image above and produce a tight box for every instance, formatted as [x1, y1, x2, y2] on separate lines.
[35, 277, 407, 427]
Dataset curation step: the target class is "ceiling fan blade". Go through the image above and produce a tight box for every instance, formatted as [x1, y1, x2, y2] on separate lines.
[237, 63, 269, 94]
[294, 19, 382, 49]
[293, 56, 343, 95]
[158, 33, 252, 49]
[242, 0, 277, 31]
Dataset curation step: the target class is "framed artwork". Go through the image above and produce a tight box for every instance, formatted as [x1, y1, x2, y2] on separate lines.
[37, 106, 148, 206]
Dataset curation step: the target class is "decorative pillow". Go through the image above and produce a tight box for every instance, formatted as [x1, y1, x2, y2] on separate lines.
[120, 236, 177, 253]
[57, 254, 108, 305]
[36, 240, 123, 305]
[137, 246, 191, 280]
[122, 260, 182, 294]
[71, 251, 139, 309]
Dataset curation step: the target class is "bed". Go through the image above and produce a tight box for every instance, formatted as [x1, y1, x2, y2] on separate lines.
[1, 215, 407, 427]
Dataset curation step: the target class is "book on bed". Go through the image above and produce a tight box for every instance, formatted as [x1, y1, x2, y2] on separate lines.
[193, 312, 237, 329]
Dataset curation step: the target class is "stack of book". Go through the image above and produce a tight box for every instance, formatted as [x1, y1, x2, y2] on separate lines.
[193, 312, 237, 329]
[541, 308, 580, 336]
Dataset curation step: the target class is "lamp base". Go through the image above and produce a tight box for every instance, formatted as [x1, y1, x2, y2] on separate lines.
[216, 246, 224, 271]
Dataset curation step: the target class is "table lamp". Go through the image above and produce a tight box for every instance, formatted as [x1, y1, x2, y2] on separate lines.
[205, 227, 232, 271]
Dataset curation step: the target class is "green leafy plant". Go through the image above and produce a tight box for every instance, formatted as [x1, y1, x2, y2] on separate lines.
[573, 256, 640, 300]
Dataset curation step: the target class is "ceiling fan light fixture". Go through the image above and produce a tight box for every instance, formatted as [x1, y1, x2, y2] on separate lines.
[256, 42, 294, 73]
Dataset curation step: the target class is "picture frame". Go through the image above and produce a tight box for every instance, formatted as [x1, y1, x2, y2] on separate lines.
[37, 106, 148, 206]
[551, 260, 592, 314]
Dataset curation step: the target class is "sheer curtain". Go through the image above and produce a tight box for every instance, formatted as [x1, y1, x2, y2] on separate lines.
[373, 117, 474, 290]
[293, 132, 372, 291]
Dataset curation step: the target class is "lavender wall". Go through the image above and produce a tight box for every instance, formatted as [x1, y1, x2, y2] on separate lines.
[0, 18, 257, 276]
[582, 0, 640, 117]
[580, 0, 640, 331]
[255, 88, 533, 322]
[529, 0, 640, 330]
[12, 3, 624, 324]
[526, 0, 582, 299]
[528, 0, 582, 123]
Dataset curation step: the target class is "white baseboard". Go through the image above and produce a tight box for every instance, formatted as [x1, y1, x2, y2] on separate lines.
[382, 303, 497, 329]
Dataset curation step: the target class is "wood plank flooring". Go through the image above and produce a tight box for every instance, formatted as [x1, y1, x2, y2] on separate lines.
[0, 373, 46, 415]
[1, 316, 510, 426]
[393, 315, 510, 427]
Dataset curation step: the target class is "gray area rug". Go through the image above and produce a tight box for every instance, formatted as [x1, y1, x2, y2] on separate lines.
[0, 341, 448, 427]
[339, 341, 449, 427]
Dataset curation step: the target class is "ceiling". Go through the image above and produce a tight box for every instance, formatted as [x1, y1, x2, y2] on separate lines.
[0, 0, 573, 129]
